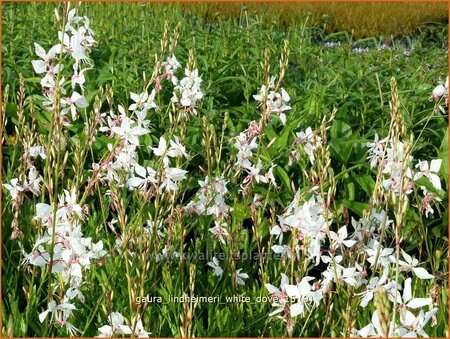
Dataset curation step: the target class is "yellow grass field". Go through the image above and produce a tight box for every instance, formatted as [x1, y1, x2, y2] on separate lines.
[181, 2, 448, 38]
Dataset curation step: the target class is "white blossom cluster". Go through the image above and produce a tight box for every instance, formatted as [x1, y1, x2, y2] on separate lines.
[432, 76, 448, 114]
[253, 76, 291, 125]
[32, 8, 94, 122]
[366, 133, 443, 216]
[184, 175, 231, 219]
[162, 54, 182, 85]
[171, 68, 204, 113]
[97, 312, 150, 338]
[294, 126, 323, 165]
[23, 188, 106, 335]
[3, 166, 43, 202]
[272, 192, 331, 264]
[233, 127, 277, 196]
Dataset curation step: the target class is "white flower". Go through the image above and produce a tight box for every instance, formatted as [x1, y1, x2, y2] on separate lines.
[296, 127, 322, 164]
[265, 273, 290, 316]
[270, 225, 287, 244]
[414, 159, 442, 191]
[389, 249, 434, 280]
[171, 68, 203, 111]
[432, 77, 448, 103]
[111, 116, 149, 146]
[359, 267, 389, 307]
[163, 54, 181, 84]
[329, 225, 356, 250]
[71, 65, 88, 89]
[207, 257, 223, 278]
[26, 166, 43, 196]
[61, 91, 89, 120]
[129, 89, 157, 113]
[267, 88, 291, 124]
[126, 164, 157, 191]
[38, 300, 77, 329]
[159, 166, 188, 193]
[31, 42, 62, 74]
[242, 160, 266, 185]
[234, 132, 258, 169]
[378, 139, 414, 196]
[419, 186, 442, 218]
[339, 267, 359, 287]
[253, 84, 267, 104]
[365, 240, 393, 268]
[3, 178, 24, 201]
[110, 144, 138, 176]
[398, 278, 432, 313]
[265, 273, 289, 295]
[185, 176, 231, 218]
[58, 29, 91, 65]
[356, 310, 389, 337]
[58, 301, 78, 324]
[271, 244, 292, 259]
[209, 221, 229, 244]
[97, 312, 132, 337]
[135, 108, 151, 129]
[152, 136, 168, 158]
[144, 219, 165, 239]
[167, 136, 189, 159]
[38, 300, 58, 323]
[265, 164, 277, 187]
[41, 70, 64, 91]
[22, 241, 50, 267]
[35, 203, 52, 225]
[236, 268, 249, 285]
[29, 145, 47, 159]
[65, 8, 82, 31]
[99, 105, 127, 134]
[283, 195, 327, 238]
[131, 316, 150, 338]
[397, 308, 438, 337]
[205, 193, 230, 218]
[152, 136, 190, 166]
[57, 187, 84, 220]
[366, 133, 388, 169]
[284, 276, 322, 317]
[254, 83, 291, 124]
[432, 84, 447, 99]
[90, 240, 107, 259]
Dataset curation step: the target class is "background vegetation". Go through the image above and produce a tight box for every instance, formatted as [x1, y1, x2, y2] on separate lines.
[2, 2, 448, 337]
[181, 2, 449, 39]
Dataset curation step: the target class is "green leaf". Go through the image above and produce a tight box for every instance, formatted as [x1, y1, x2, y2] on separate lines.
[341, 199, 369, 216]
[275, 166, 291, 192]
[438, 128, 448, 187]
[353, 175, 375, 196]
[330, 117, 352, 140]
[274, 126, 291, 150]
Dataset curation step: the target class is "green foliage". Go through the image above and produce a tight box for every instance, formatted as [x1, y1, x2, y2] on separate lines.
[1, 2, 448, 338]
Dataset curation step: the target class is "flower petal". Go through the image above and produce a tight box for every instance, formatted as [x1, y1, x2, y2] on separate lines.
[38, 309, 50, 323]
[412, 267, 434, 280]
[430, 159, 442, 173]
[285, 284, 300, 298]
[265, 283, 279, 294]
[290, 302, 304, 317]
[134, 164, 147, 178]
[429, 173, 442, 191]
[406, 297, 432, 309]
[403, 277, 412, 303]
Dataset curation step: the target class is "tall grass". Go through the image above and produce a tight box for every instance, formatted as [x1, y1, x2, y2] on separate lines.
[180, 2, 448, 39]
